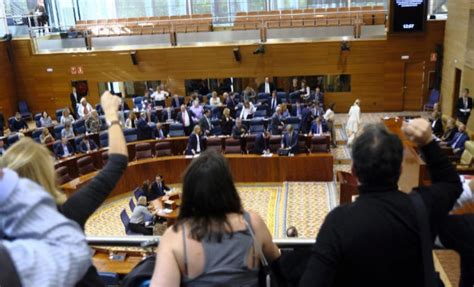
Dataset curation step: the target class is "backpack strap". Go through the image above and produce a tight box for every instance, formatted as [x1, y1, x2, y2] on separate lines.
[0, 243, 22, 287]
[410, 192, 437, 287]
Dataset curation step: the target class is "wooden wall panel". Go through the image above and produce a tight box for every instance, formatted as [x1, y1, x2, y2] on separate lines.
[7, 21, 445, 117]
[0, 41, 17, 117]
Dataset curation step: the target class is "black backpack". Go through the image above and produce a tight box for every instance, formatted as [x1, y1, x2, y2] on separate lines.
[121, 255, 156, 287]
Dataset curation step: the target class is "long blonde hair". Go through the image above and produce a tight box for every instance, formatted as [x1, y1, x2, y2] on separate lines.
[0, 137, 67, 205]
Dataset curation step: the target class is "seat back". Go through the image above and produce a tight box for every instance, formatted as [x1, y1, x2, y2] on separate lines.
[32, 128, 43, 142]
[155, 141, 172, 157]
[428, 89, 440, 105]
[206, 137, 223, 153]
[7, 134, 20, 147]
[18, 100, 30, 114]
[269, 135, 281, 152]
[337, 171, 359, 204]
[74, 135, 85, 151]
[224, 138, 242, 154]
[56, 109, 64, 121]
[34, 113, 42, 127]
[123, 128, 138, 142]
[8, 117, 16, 131]
[135, 142, 153, 160]
[119, 209, 131, 234]
[77, 155, 96, 175]
[133, 187, 141, 200]
[254, 110, 267, 118]
[129, 198, 136, 211]
[133, 96, 143, 111]
[73, 119, 86, 135]
[99, 272, 120, 286]
[169, 123, 185, 137]
[310, 135, 330, 153]
[54, 124, 65, 139]
[298, 134, 308, 153]
[55, 166, 71, 185]
[249, 119, 265, 134]
[245, 134, 257, 153]
[99, 131, 109, 147]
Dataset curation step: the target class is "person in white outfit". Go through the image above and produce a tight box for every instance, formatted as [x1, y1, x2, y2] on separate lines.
[346, 99, 361, 146]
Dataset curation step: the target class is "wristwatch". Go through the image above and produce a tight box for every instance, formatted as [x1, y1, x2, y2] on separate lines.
[107, 120, 121, 127]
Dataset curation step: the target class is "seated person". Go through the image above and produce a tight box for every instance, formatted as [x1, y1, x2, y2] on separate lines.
[199, 109, 213, 136]
[281, 124, 299, 154]
[79, 136, 98, 153]
[136, 112, 152, 140]
[61, 122, 75, 139]
[254, 129, 271, 154]
[40, 127, 55, 144]
[232, 118, 248, 139]
[136, 179, 151, 201]
[40, 111, 53, 127]
[190, 100, 203, 121]
[447, 123, 469, 155]
[270, 107, 285, 135]
[149, 174, 171, 201]
[125, 112, 137, 128]
[209, 91, 222, 106]
[430, 111, 443, 138]
[186, 125, 203, 156]
[12, 112, 28, 133]
[54, 136, 74, 158]
[129, 196, 154, 235]
[162, 107, 175, 122]
[441, 118, 457, 142]
[60, 108, 75, 125]
[153, 122, 167, 140]
[85, 110, 101, 134]
[312, 101, 324, 118]
[309, 116, 329, 136]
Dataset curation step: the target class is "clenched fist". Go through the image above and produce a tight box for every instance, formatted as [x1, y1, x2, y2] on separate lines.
[401, 118, 433, 147]
[101, 91, 121, 122]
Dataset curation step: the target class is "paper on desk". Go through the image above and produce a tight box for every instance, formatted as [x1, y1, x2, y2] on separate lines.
[159, 208, 173, 214]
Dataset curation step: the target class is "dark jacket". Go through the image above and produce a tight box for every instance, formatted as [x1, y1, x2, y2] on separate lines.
[231, 124, 247, 139]
[221, 116, 234, 136]
[171, 97, 184, 109]
[300, 107, 313, 134]
[186, 133, 203, 155]
[161, 109, 175, 122]
[310, 122, 329, 135]
[54, 142, 75, 158]
[456, 97, 473, 119]
[199, 115, 213, 135]
[70, 92, 82, 114]
[176, 110, 194, 127]
[448, 132, 469, 153]
[136, 118, 152, 140]
[79, 140, 98, 153]
[11, 119, 28, 132]
[258, 82, 276, 94]
[281, 131, 299, 154]
[153, 128, 167, 139]
[430, 119, 443, 138]
[148, 181, 170, 201]
[299, 142, 462, 287]
[270, 113, 284, 135]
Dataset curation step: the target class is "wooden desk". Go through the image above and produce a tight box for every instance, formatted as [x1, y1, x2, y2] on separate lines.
[61, 153, 334, 196]
[383, 117, 429, 192]
[150, 196, 181, 226]
[92, 250, 143, 275]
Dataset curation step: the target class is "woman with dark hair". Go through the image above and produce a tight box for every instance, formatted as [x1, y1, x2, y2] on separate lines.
[151, 151, 280, 286]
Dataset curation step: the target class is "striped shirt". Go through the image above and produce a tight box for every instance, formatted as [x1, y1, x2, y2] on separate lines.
[0, 169, 92, 287]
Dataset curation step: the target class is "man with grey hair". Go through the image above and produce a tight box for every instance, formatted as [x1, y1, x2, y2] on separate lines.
[271, 106, 284, 135]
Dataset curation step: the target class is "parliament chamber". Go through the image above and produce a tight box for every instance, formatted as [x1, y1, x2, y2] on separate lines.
[0, 0, 473, 286]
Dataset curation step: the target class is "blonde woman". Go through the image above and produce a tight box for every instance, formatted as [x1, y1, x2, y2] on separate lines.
[40, 127, 55, 144]
[221, 108, 234, 136]
[0, 91, 129, 285]
[346, 99, 361, 145]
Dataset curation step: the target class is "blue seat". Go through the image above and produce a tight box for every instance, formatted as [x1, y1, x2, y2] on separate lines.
[8, 117, 16, 132]
[277, 92, 287, 103]
[423, 89, 440, 111]
[211, 120, 222, 136]
[95, 104, 104, 116]
[169, 123, 185, 137]
[133, 96, 143, 111]
[32, 128, 43, 143]
[123, 128, 138, 142]
[53, 124, 64, 139]
[18, 100, 32, 120]
[55, 109, 64, 121]
[34, 113, 42, 127]
[254, 110, 267, 118]
[74, 135, 84, 151]
[249, 119, 265, 134]
[73, 119, 86, 135]
[119, 209, 139, 235]
[289, 91, 300, 103]
[285, 116, 301, 132]
[98, 272, 119, 286]
[129, 198, 136, 212]
[150, 110, 158, 123]
[7, 133, 20, 147]
[257, 93, 270, 105]
[99, 131, 109, 147]
[134, 187, 141, 200]
[99, 116, 107, 131]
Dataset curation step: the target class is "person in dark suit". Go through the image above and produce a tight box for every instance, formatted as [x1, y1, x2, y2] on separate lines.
[291, 101, 303, 118]
[148, 174, 171, 201]
[221, 108, 234, 136]
[0, 111, 5, 137]
[161, 107, 175, 122]
[199, 109, 213, 136]
[314, 87, 324, 106]
[299, 119, 462, 287]
[177, 105, 194, 136]
[231, 118, 248, 139]
[430, 111, 443, 138]
[171, 94, 184, 109]
[70, 86, 82, 116]
[136, 112, 152, 140]
[269, 90, 281, 115]
[11, 112, 28, 133]
[456, 88, 472, 125]
[54, 136, 74, 158]
[300, 104, 313, 134]
[186, 125, 203, 155]
[447, 124, 469, 155]
[226, 93, 237, 117]
[79, 136, 98, 153]
[254, 129, 271, 154]
[309, 116, 329, 136]
[153, 123, 167, 139]
[289, 78, 299, 94]
[270, 107, 285, 135]
[258, 77, 276, 94]
[281, 125, 299, 154]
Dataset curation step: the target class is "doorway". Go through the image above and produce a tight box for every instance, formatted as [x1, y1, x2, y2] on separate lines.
[452, 68, 462, 116]
[403, 61, 425, 110]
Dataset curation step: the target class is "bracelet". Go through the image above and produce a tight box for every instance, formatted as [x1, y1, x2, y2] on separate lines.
[108, 120, 121, 127]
